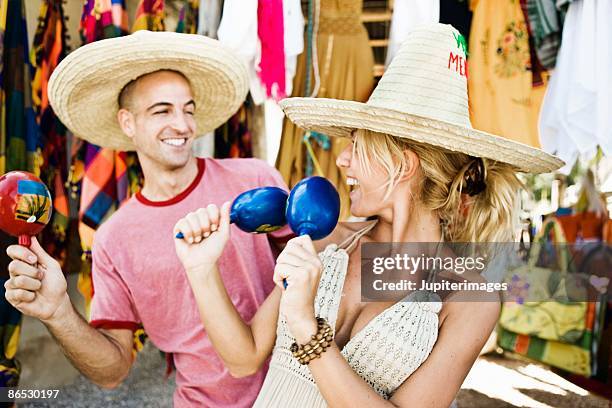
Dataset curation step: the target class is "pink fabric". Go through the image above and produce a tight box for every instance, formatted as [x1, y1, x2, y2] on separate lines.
[257, 0, 286, 100]
[89, 158, 291, 407]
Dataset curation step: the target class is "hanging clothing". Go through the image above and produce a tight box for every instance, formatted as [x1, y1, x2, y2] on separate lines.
[197, 0, 220, 38]
[176, 0, 198, 34]
[385, 0, 439, 67]
[74, 0, 137, 315]
[1, 0, 40, 175]
[468, 0, 546, 148]
[132, 0, 165, 32]
[524, 0, 573, 70]
[276, 0, 374, 220]
[519, 0, 546, 87]
[217, 0, 267, 103]
[539, 0, 612, 174]
[31, 0, 71, 266]
[258, 0, 286, 100]
[0, 0, 39, 389]
[283, 0, 304, 96]
[214, 102, 253, 158]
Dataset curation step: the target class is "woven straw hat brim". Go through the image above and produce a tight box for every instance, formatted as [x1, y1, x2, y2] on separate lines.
[280, 97, 564, 174]
[48, 31, 248, 151]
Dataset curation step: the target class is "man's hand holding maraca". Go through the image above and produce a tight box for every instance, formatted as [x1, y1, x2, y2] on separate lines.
[174, 202, 232, 281]
[272, 236, 323, 344]
[4, 237, 69, 323]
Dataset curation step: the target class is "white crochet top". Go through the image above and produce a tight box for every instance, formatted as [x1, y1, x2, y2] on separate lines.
[254, 223, 442, 407]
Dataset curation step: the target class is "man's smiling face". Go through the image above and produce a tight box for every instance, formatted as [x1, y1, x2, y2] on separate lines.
[117, 70, 197, 170]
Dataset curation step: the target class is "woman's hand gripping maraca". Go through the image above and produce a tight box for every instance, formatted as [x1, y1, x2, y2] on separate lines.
[273, 235, 323, 343]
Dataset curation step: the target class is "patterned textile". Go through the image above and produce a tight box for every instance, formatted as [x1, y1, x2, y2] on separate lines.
[0, 0, 39, 389]
[519, 0, 546, 87]
[214, 102, 253, 158]
[498, 218, 603, 377]
[31, 0, 70, 265]
[73, 0, 132, 316]
[175, 0, 198, 34]
[1, 0, 40, 175]
[132, 0, 165, 32]
[498, 304, 597, 377]
[468, 0, 546, 148]
[525, 0, 565, 70]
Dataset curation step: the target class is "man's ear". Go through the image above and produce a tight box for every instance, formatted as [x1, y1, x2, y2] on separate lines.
[117, 108, 135, 139]
[398, 148, 420, 182]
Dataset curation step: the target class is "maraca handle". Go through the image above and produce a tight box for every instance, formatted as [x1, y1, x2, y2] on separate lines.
[18, 235, 31, 247]
[282, 229, 311, 289]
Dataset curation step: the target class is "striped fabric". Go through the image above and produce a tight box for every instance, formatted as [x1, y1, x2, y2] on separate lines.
[31, 0, 70, 265]
[1, 0, 40, 175]
[525, 0, 572, 70]
[74, 0, 132, 315]
[0, 0, 39, 389]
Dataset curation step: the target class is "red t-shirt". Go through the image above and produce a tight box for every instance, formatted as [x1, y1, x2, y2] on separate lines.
[89, 158, 291, 407]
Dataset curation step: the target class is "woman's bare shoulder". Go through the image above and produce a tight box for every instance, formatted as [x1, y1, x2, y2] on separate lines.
[312, 220, 375, 252]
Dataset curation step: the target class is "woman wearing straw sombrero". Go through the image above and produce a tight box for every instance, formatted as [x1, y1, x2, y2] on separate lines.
[175, 24, 563, 407]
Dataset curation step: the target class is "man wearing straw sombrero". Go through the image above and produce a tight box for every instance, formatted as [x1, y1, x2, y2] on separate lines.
[3, 31, 292, 407]
[171, 23, 564, 407]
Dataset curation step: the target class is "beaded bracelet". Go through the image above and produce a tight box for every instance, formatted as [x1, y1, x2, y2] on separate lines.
[290, 317, 334, 365]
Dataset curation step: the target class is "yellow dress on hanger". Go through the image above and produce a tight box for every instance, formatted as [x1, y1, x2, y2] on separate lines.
[276, 0, 374, 220]
[468, 0, 546, 148]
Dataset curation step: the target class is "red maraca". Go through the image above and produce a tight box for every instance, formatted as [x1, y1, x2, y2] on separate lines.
[0, 171, 52, 247]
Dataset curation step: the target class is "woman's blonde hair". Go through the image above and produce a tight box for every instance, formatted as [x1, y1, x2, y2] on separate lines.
[354, 129, 523, 242]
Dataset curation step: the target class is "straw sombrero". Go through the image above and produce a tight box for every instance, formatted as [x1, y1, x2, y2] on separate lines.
[48, 30, 248, 152]
[280, 24, 563, 173]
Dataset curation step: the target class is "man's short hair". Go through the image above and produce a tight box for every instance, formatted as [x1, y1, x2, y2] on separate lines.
[117, 69, 192, 110]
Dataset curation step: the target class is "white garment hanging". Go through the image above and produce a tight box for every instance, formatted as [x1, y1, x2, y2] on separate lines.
[385, 0, 440, 67]
[283, 0, 305, 96]
[197, 0, 221, 38]
[539, 0, 612, 174]
[217, 0, 267, 104]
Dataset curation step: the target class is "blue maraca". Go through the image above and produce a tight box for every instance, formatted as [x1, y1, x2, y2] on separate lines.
[175, 186, 288, 238]
[286, 176, 340, 240]
[175, 176, 341, 289]
[282, 176, 340, 287]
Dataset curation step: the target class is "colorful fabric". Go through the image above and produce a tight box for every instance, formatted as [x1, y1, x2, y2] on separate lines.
[498, 323, 592, 377]
[0, 0, 39, 388]
[1, 0, 41, 175]
[525, 0, 566, 70]
[257, 0, 286, 100]
[520, 0, 546, 87]
[30, 0, 70, 265]
[0, 0, 7, 175]
[89, 158, 291, 407]
[132, 0, 165, 32]
[79, 0, 128, 43]
[74, 0, 132, 316]
[214, 103, 253, 158]
[499, 218, 600, 377]
[468, 0, 546, 148]
[175, 0, 198, 34]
